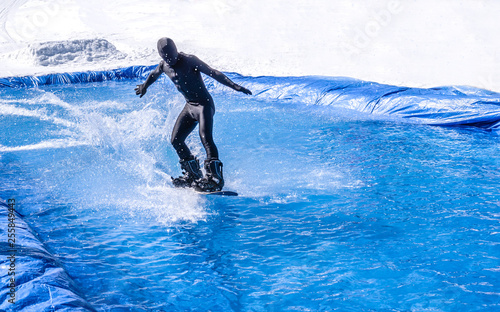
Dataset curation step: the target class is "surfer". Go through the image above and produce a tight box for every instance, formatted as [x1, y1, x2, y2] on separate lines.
[135, 37, 252, 192]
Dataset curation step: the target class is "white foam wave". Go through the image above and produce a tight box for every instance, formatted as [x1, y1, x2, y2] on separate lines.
[0, 85, 232, 224]
[0, 138, 88, 152]
[127, 184, 208, 224]
[0, 102, 75, 127]
[1, 90, 72, 107]
[76, 107, 168, 150]
[80, 100, 129, 110]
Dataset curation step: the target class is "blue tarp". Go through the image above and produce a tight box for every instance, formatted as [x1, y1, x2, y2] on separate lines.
[0, 65, 155, 88]
[210, 74, 500, 129]
[0, 199, 95, 312]
[1, 65, 500, 310]
[2, 66, 500, 129]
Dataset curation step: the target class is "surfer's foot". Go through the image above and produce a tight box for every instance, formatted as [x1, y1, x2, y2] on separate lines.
[172, 158, 203, 188]
[194, 159, 224, 192]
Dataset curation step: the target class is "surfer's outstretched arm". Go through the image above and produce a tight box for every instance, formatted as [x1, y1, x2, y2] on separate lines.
[135, 62, 164, 98]
[193, 56, 252, 95]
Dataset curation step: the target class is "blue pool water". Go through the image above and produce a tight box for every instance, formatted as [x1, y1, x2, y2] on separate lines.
[1, 71, 500, 311]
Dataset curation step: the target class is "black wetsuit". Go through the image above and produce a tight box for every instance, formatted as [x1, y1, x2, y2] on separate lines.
[165, 53, 220, 161]
[171, 97, 218, 161]
[138, 51, 251, 163]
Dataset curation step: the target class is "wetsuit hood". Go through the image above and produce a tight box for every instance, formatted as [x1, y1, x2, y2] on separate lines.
[157, 37, 178, 65]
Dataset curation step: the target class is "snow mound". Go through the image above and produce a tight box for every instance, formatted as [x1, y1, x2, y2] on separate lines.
[29, 38, 126, 67]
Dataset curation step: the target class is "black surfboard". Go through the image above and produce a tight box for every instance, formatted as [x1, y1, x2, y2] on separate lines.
[194, 190, 238, 196]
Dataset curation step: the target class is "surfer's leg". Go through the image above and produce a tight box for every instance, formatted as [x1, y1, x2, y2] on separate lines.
[193, 104, 224, 192]
[170, 105, 202, 187]
[171, 105, 198, 161]
[197, 104, 219, 160]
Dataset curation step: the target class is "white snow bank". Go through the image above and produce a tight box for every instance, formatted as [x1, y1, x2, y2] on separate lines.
[0, 0, 499, 91]
[30, 39, 126, 66]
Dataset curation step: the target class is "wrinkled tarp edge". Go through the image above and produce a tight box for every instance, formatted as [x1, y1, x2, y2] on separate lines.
[0, 198, 96, 311]
[1, 66, 499, 130]
[0, 65, 157, 88]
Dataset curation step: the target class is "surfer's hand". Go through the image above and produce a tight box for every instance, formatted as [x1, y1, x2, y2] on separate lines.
[135, 84, 147, 98]
[237, 85, 252, 95]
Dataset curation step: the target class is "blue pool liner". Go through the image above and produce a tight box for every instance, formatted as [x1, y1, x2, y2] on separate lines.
[1, 66, 500, 310]
[1, 65, 500, 129]
[219, 75, 500, 129]
[0, 198, 96, 312]
[0, 65, 155, 88]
